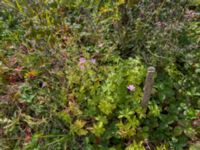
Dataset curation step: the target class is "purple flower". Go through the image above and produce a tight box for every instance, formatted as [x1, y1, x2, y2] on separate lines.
[127, 84, 135, 91]
[90, 58, 96, 64]
[78, 57, 86, 70]
[79, 57, 86, 64]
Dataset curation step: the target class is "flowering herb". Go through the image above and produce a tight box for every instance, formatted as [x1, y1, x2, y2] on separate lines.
[90, 58, 96, 64]
[79, 57, 86, 64]
[78, 57, 86, 69]
[127, 84, 135, 91]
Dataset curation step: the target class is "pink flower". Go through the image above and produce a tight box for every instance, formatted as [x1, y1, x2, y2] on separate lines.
[90, 58, 96, 64]
[79, 57, 86, 64]
[127, 84, 135, 91]
[78, 57, 86, 69]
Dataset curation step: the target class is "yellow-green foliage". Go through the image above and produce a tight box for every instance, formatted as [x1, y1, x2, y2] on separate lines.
[0, 0, 199, 149]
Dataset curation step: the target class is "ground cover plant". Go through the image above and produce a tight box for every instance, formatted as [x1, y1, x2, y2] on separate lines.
[0, 0, 199, 149]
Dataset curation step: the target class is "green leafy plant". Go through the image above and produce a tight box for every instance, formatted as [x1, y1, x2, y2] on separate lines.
[0, 0, 199, 149]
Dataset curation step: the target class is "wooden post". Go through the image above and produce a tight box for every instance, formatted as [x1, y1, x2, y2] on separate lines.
[141, 67, 156, 109]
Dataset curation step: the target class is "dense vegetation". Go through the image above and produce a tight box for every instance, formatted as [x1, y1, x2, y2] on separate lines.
[0, 0, 199, 149]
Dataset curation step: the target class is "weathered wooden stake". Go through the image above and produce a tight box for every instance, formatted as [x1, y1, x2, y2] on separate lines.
[141, 66, 156, 109]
